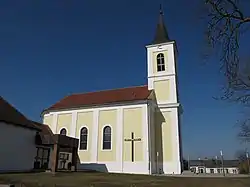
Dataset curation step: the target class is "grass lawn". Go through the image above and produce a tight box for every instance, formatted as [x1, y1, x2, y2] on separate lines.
[0, 172, 249, 187]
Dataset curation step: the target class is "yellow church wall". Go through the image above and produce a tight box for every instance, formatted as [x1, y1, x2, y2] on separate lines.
[97, 109, 117, 162]
[56, 113, 72, 135]
[43, 115, 53, 127]
[155, 110, 172, 162]
[76, 111, 93, 162]
[152, 50, 168, 74]
[123, 107, 143, 162]
[153, 80, 170, 102]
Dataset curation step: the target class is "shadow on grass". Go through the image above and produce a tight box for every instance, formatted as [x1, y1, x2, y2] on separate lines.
[77, 163, 108, 173]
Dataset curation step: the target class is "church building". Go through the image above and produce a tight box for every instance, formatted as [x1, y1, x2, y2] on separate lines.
[42, 9, 183, 175]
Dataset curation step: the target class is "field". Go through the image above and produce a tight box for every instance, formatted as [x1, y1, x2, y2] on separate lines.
[0, 172, 249, 187]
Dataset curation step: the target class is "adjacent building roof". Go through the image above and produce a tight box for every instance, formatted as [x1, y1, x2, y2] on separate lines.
[189, 159, 240, 168]
[33, 121, 54, 145]
[189, 160, 205, 167]
[33, 121, 79, 148]
[0, 96, 41, 131]
[43, 85, 152, 113]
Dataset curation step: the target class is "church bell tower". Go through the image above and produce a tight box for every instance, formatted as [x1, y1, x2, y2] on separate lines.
[146, 6, 180, 108]
[146, 5, 183, 174]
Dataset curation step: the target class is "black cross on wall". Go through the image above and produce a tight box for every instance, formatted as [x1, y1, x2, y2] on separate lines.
[124, 132, 142, 162]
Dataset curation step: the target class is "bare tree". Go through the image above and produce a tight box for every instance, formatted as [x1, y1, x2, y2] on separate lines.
[235, 149, 247, 161]
[235, 149, 250, 173]
[238, 118, 250, 142]
[202, 0, 250, 142]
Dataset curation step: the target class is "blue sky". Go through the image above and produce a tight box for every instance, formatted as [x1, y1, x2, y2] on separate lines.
[0, 0, 248, 159]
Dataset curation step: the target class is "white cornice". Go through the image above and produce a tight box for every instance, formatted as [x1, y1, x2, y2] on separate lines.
[152, 102, 180, 109]
[145, 41, 176, 48]
[41, 100, 149, 116]
[158, 103, 180, 108]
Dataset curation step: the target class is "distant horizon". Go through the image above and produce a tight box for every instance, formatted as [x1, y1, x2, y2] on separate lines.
[185, 156, 241, 161]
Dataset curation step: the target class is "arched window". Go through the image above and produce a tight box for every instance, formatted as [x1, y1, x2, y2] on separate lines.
[80, 127, 88, 150]
[157, 53, 165, 72]
[102, 126, 111, 150]
[60, 128, 67, 136]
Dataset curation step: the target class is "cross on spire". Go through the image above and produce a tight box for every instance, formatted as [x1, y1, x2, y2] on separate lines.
[159, 4, 163, 15]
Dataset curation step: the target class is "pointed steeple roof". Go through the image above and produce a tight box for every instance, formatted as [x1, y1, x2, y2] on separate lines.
[152, 5, 170, 44]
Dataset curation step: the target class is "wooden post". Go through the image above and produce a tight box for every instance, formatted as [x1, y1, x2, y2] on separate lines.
[51, 144, 59, 173]
[71, 147, 78, 171]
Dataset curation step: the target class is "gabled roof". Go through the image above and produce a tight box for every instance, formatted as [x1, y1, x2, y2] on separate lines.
[43, 85, 152, 113]
[0, 96, 41, 131]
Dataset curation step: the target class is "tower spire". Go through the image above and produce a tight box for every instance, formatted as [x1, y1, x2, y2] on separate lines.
[152, 4, 170, 44]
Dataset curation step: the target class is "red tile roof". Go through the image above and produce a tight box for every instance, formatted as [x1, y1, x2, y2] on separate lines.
[44, 85, 151, 112]
[0, 96, 41, 131]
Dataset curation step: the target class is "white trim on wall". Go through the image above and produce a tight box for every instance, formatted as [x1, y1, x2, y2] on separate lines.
[43, 102, 147, 116]
[147, 47, 153, 80]
[173, 108, 181, 172]
[143, 104, 150, 174]
[43, 114, 50, 117]
[148, 73, 175, 79]
[45, 104, 146, 116]
[52, 114, 58, 134]
[70, 111, 77, 137]
[145, 41, 175, 48]
[159, 105, 179, 112]
[116, 108, 123, 172]
[171, 110, 176, 163]
[91, 109, 99, 162]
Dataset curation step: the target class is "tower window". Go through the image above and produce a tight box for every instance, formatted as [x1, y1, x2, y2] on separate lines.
[157, 53, 165, 72]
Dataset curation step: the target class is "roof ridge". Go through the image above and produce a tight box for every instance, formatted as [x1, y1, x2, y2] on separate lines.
[0, 96, 28, 120]
[43, 84, 151, 113]
[0, 97, 40, 130]
[70, 84, 148, 96]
